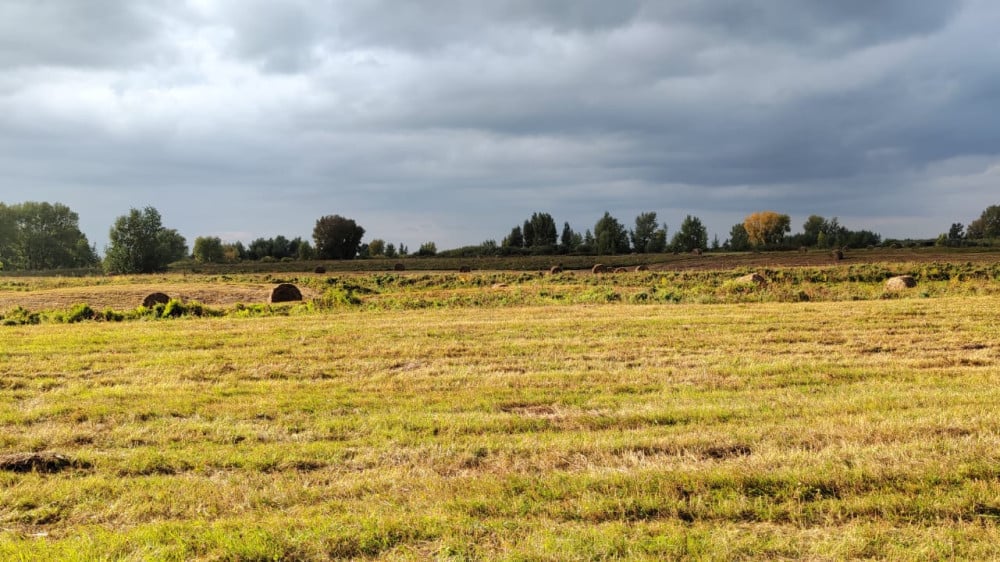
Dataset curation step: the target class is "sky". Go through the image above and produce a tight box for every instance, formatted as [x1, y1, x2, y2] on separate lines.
[2, 0, 999, 252]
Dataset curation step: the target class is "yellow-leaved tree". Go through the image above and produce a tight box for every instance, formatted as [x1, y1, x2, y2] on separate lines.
[743, 211, 791, 247]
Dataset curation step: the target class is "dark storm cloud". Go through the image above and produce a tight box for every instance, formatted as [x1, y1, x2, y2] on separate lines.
[0, 0, 998, 250]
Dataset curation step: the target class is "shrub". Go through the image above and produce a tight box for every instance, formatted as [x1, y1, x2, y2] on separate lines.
[1, 306, 40, 326]
[65, 303, 96, 323]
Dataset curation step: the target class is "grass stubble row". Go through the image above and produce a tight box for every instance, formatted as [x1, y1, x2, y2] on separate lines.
[1, 291, 999, 559]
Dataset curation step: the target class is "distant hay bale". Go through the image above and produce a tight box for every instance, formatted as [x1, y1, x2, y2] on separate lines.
[491, 283, 508, 289]
[885, 275, 917, 291]
[737, 273, 767, 286]
[691, 248, 703, 256]
[799, 246, 808, 253]
[613, 267, 628, 273]
[459, 266, 472, 273]
[142, 292, 170, 308]
[393, 263, 405, 272]
[269, 283, 303, 303]
[592, 264, 606, 274]
[314, 266, 326, 274]
[831, 249, 844, 261]
[549, 266, 563, 274]
[635, 265, 649, 272]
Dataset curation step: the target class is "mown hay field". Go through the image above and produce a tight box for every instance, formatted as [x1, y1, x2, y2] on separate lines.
[1, 263, 999, 560]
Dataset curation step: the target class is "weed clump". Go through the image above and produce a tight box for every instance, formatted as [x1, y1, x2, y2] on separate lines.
[1, 306, 40, 326]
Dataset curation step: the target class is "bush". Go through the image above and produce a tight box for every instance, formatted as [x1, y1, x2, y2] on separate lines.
[1, 306, 40, 326]
[65, 303, 96, 323]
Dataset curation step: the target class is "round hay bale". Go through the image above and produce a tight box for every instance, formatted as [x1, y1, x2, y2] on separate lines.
[799, 246, 808, 253]
[885, 275, 917, 291]
[314, 266, 326, 274]
[592, 264, 606, 274]
[691, 248, 703, 256]
[613, 267, 628, 273]
[393, 263, 406, 272]
[269, 283, 303, 303]
[831, 249, 844, 261]
[459, 266, 472, 273]
[549, 266, 563, 274]
[142, 292, 170, 308]
[635, 265, 649, 272]
[737, 273, 767, 286]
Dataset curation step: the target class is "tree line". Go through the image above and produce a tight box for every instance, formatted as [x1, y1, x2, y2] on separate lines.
[2, 201, 1000, 272]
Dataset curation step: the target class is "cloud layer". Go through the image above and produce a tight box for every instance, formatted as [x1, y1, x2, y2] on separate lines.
[2, 0, 998, 249]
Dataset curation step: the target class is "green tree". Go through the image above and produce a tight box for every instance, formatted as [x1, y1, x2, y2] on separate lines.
[726, 223, 750, 251]
[948, 223, 965, 241]
[192, 236, 225, 263]
[560, 222, 576, 252]
[418, 241, 437, 256]
[522, 220, 534, 248]
[104, 207, 187, 274]
[802, 215, 827, 247]
[503, 226, 524, 249]
[631, 212, 665, 253]
[594, 212, 629, 255]
[821, 217, 848, 248]
[670, 215, 708, 252]
[967, 205, 1000, 238]
[313, 215, 365, 260]
[368, 239, 386, 257]
[158, 229, 188, 264]
[526, 212, 557, 248]
[222, 242, 246, 262]
[384, 243, 397, 258]
[0, 201, 98, 270]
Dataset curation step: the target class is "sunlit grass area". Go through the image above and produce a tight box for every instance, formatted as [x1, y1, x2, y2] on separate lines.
[2, 291, 999, 559]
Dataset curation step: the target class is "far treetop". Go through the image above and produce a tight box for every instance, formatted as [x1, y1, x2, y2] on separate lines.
[0, 202, 998, 272]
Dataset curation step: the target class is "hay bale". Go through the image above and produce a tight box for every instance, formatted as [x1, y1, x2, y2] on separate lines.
[737, 273, 767, 286]
[592, 264, 606, 274]
[314, 266, 326, 274]
[613, 267, 628, 273]
[549, 266, 563, 274]
[142, 292, 170, 308]
[393, 263, 406, 272]
[691, 248, 703, 256]
[269, 283, 303, 303]
[459, 266, 472, 273]
[831, 249, 844, 261]
[799, 246, 808, 253]
[635, 265, 649, 272]
[885, 275, 917, 291]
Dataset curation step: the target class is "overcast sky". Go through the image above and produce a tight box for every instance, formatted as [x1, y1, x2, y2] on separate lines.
[2, 0, 998, 251]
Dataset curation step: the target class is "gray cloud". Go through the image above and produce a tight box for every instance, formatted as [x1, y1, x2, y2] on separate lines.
[1, 0, 998, 251]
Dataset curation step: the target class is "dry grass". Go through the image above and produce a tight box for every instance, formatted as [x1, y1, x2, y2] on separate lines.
[0, 291, 999, 559]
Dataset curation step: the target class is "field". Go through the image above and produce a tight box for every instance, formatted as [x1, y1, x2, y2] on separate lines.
[1, 251, 999, 560]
